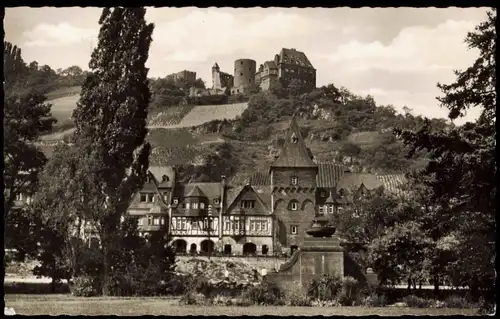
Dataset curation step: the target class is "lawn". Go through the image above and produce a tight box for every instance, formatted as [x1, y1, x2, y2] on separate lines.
[4, 294, 480, 316]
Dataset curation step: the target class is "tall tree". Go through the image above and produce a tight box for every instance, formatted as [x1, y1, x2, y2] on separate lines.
[396, 9, 496, 297]
[3, 41, 56, 226]
[71, 7, 154, 295]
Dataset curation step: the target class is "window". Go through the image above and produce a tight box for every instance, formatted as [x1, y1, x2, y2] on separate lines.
[256, 222, 261, 231]
[160, 217, 165, 225]
[240, 61, 243, 65]
[251, 221, 255, 231]
[192, 202, 199, 209]
[262, 221, 268, 231]
[162, 175, 169, 182]
[291, 201, 298, 211]
[200, 202, 205, 209]
[176, 218, 182, 230]
[185, 203, 190, 209]
[291, 176, 298, 185]
[290, 225, 298, 235]
[240, 200, 255, 209]
[153, 217, 160, 226]
[138, 218, 143, 226]
[320, 191, 326, 197]
[163, 193, 169, 202]
[148, 216, 153, 225]
[140, 193, 147, 203]
[240, 72, 243, 76]
[181, 218, 186, 230]
[173, 198, 179, 204]
[319, 206, 325, 215]
[225, 220, 231, 231]
[329, 204, 334, 214]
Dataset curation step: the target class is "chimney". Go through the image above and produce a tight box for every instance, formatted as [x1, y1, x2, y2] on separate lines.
[274, 54, 279, 65]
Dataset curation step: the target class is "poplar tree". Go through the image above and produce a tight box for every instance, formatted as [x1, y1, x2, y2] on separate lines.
[71, 7, 154, 295]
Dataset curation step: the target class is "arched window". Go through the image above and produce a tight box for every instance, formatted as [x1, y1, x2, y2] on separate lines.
[290, 200, 299, 211]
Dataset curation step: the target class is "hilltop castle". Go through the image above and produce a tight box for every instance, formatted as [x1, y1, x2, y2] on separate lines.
[188, 48, 317, 97]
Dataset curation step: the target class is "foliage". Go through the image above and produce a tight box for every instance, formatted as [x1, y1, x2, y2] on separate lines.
[395, 9, 496, 298]
[361, 293, 388, 307]
[241, 281, 283, 305]
[403, 295, 434, 308]
[307, 274, 343, 301]
[337, 276, 361, 306]
[69, 7, 156, 296]
[187, 94, 229, 106]
[442, 296, 476, 309]
[284, 290, 312, 307]
[70, 275, 102, 297]
[369, 222, 433, 289]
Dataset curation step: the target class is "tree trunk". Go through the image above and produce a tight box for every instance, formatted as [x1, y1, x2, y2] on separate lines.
[51, 277, 56, 293]
[434, 274, 440, 296]
[102, 245, 110, 296]
[407, 278, 411, 293]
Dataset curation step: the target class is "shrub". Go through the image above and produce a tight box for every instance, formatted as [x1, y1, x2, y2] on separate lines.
[187, 276, 214, 297]
[337, 276, 361, 306]
[165, 274, 191, 295]
[241, 281, 283, 305]
[179, 292, 210, 306]
[307, 274, 343, 301]
[361, 293, 388, 307]
[212, 294, 234, 306]
[285, 290, 312, 307]
[234, 297, 253, 307]
[311, 299, 340, 307]
[403, 295, 434, 308]
[443, 295, 475, 309]
[70, 276, 101, 297]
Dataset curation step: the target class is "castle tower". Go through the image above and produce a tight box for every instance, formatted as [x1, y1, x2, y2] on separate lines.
[212, 62, 221, 90]
[233, 59, 256, 94]
[270, 117, 318, 253]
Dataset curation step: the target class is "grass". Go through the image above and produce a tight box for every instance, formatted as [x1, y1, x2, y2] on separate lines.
[3, 294, 480, 316]
[48, 94, 80, 123]
[45, 86, 81, 101]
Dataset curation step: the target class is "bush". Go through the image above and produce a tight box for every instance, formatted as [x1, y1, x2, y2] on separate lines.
[337, 276, 361, 306]
[165, 274, 191, 295]
[403, 295, 434, 308]
[187, 276, 214, 297]
[285, 290, 312, 307]
[212, 294, 234, 306]
[179, 292, 210, 306]
[443, 295, 475, 309]
[307, 274, 343, 301]
[70, 276, 101, 297]
[241, 281, 283, 305]
[361, 293, 388, 307]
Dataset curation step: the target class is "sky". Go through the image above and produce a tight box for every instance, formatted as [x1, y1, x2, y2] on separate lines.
[4, 7, 490, 124]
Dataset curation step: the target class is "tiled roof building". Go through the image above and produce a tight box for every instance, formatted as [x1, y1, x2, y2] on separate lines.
[128, 118, 407, 256]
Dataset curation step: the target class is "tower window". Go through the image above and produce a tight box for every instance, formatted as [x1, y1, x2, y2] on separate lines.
[290, 225, 298, 235]
[240, 72, 243, 76]
[291, 201, 298, 211]
[291, 176, 298, 185]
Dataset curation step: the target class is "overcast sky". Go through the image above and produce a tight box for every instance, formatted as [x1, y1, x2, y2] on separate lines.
[5, 7, 490, 124]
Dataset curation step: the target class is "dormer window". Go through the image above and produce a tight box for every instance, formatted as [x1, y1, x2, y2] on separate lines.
[185, 203, 190, 209]
[162, 175, 169, 182]
[328, 204, 334, 214]
[291, 176, 298, 186]
[291, 133, 298, 143]
[192, 202, 199, 209]
[146, 176, 152, 183]
[319, 206, 325, 215]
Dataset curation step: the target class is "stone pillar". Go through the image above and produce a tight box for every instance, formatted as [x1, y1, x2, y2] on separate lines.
[299, 235, 344, 288]
[365, 268, 378, 286]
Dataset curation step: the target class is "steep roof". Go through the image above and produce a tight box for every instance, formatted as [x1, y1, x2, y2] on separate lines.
[264, 61, 277, 69]
[271, 117, 318, 168]
[174, 182, 221, 201]
[324, 190, 335, 204]
[148, 166, 175, 188]
[279, 48, 314, 69]
[225, 184, 272, 212]
[212, 62, 219, 69]
[316, 162, 348, 187]
[185, 185, 206, 198]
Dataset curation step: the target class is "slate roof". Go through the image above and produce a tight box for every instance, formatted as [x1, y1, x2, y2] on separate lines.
[279, 48, 314, 69]
[271, 117, 317, 168]
[336, 172, 385, 192]
[264, 61, 277, 69]
[225, 185, 272, 213]
[173, 182, 221, 201]
[316, 162, 349, 188]
[249, 171, 271, 186]
[148, 166, 175, 188]
[185, 185, 206, 198]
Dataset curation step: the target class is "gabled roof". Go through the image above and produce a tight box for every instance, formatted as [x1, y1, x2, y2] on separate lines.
[225, 184, 271, 213]
[279, 48, 314, 69]
[185, 185, 206, 198]
[271, 117, 317, 168]
[173, 183, 221, 201]
[148, 166, 175, 188]
[264, 61, 277, 69]
[212, 62, 219, 69]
